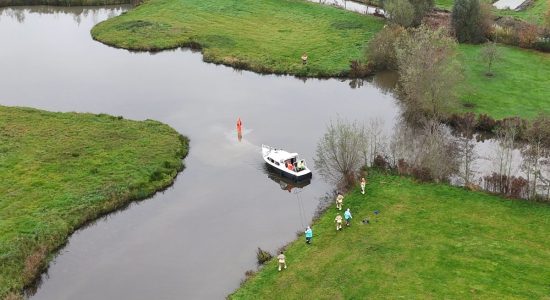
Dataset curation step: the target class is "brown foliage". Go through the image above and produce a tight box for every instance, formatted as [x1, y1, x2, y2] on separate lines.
[519, 23, 539, 48]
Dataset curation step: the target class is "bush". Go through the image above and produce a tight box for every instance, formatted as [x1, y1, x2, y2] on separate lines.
[256, 247, 272, 265]
[476, 113, 497, 132]
[373, 154, 389, 170]
[452, 0, 485, 43]
[411, 167, 433, 182]
[384, 0, 415, 28]
[366, 25, 405, 70]
[519, 24, 539, 48]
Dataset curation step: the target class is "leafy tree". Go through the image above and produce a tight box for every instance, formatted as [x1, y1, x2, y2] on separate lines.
[384, 0, 415, 27]
[452, 0, 484, 43]
[395, 25, 462, 122]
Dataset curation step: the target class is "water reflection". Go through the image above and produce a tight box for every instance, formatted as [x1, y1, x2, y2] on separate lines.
[0, 5, 128, 24]
[265, 167, 312, 193]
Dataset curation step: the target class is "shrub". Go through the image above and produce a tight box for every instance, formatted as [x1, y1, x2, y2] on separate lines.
[411, 167, 433, 182]
[256, 247, 272, 265]
[384, 0, 415, 28]
[366, 25, 405, 70]
[476, 113, 497, 132]
[452, 0, 485, 43]
[518, 24, 539, 48]
[373, 154, 389, 170]
[409, 0, 434, 26]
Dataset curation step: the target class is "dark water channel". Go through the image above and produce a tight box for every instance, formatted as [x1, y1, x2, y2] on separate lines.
[0, 6, 399, 299]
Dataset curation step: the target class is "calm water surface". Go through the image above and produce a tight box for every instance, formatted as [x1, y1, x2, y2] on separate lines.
[0, 6, 399, 299]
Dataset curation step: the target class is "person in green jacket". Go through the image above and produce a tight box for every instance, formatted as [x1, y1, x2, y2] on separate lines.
[305, 226, 313, 244]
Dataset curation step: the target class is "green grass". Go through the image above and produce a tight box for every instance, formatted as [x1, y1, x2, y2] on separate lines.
[231, 173, 550, 299]
[91, 0, 385, 77]
[457, 44, 550, 119]
[435, 0, 548, 25]
[0, 106, 189, 299]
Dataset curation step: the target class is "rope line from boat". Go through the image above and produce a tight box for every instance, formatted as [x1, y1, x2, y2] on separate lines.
[294, 189, 307, 229]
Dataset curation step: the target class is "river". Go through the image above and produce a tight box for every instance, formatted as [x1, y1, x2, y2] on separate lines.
[0, 6, 399, 299]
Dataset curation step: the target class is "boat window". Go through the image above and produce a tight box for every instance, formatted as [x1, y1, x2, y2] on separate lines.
[275, 161, 279, 166]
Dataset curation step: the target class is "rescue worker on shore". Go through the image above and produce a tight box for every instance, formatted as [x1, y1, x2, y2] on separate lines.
[344, 208, 353, 226]
[336, 194, 344, 211]
[305, 226, 313, 244]
[360, 177, 366, 195]
[277, 251, 287, 271]
[335, 214, 343, 231]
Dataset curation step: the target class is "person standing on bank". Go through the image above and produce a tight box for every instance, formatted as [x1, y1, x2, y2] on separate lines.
[305, 226, 313, 244]
[277, 251, 287, 271]
[360, 177, 366, 195]
[336, 194, 344, 211]
[344, 208, 352, 226]
[335, 214, 343, 231]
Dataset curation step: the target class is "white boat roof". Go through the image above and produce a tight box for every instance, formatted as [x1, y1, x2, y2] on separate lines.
[267, 149, 298, 162]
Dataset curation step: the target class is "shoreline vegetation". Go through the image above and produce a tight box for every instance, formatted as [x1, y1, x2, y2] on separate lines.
[230, 172, 550, 299]
[0, 106, 189, 299]
[90, 0, 385, 77]
[89, 0, 549, 120]
[0, 0, 129, 7]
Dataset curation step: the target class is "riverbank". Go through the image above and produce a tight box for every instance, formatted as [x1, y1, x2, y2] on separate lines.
[231, 173, 550, 299]
[0, 106, 189, 299]
[91, 0, 385, 77]
[0, 0, 128, 7]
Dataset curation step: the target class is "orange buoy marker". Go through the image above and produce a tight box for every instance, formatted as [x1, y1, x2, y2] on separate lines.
[237, 117, 242, 131]
[236, 117, 243, 142]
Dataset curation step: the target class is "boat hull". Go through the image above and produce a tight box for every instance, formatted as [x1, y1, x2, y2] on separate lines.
[264, 160, 312, 181]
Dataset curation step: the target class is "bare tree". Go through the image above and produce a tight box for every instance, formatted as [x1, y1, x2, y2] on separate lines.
[521, 114, 550, 199]
[314, 119, 366, 189]
[492, 119, 521, 195]
[390, 117, 459, 182]
[481, 41, 500, 76]
[455, 112, 479, 186]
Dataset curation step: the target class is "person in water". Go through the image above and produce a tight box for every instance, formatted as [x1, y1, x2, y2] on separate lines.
[344, 208, 353, 226]
[336, 194, 344, 211]
[335, 214, 343, 231]
[277, 251, 287, 271]
[305, 226, 313, 244]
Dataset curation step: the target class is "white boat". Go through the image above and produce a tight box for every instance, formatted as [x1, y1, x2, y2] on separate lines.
[262, 144, 312, 181]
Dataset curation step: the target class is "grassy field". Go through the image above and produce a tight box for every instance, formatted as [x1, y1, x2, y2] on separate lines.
[435, 0, 549, 25]
[0, 106, 189, 299]
[231, 172, 550, 299]
[457, 44, 550, 119]
[0, 0, 129, 7]
[91, 0, 385, 77]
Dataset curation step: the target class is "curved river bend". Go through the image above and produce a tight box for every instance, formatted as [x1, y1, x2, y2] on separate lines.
[0, 6, 399, 300]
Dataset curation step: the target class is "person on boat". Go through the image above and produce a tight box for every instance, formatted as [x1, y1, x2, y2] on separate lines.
[277, 251, 287, 271]
[305, 226, 313, 244]
[360, 177, 366, 195]
[344, 208, 353, 226]
[335, 214, 343, 231]
[298, 160, 305, 171]
[336, 194, 344, 211]
[287, 161, 294, 171]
